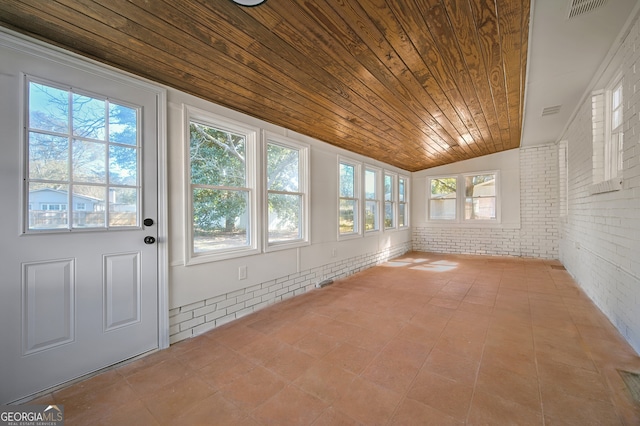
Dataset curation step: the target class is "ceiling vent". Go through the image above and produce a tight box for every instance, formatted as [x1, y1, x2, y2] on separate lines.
[542, 105, 562, 116]
[567, 0, 609, 20]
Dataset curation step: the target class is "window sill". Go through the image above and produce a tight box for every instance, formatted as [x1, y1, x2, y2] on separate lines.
[589, 177, 622, 195]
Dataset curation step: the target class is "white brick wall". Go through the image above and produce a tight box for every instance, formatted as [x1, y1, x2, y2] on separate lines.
[169, 241, 411, 344]
[413, 143, 559, 259]
[560, 14, 640, 354]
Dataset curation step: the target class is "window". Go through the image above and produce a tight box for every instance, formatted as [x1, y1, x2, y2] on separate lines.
[398, 175, 409, 228]
[364, 167, 380, 232]
[606, 79, 623, 181]
[339, 159, 361, 236]
[25, 78, 140, 231]
[429, 176, 457, 220]
[265, 134, 309, 249]
[464, 174, 497, 220]
[186, 108, 258, 262]
[384, 173, 396, 229]
[592, 74, 624, 190]
[428, 172, 499, 222]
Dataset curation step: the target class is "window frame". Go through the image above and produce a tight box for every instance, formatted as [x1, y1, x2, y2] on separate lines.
[462, 172, 499, 223]
[398, 174, 409, 229]
[363, 165, 381, 234]
[184, 105, 259, 265]
[427, 171, 500, 224]
[23, 76, 143, 233]
[263, 132, 310, 252]
[605, 76, 623, 181]
[384, 171, 397, 230]
[427, 175, 458, 222]
[338, 157, 362, 239]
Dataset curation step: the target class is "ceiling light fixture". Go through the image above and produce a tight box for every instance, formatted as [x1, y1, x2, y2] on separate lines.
[230, 0, 267, 6]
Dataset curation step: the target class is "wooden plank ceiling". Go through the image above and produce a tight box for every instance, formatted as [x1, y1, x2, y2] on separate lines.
[0, 0, 529, 172]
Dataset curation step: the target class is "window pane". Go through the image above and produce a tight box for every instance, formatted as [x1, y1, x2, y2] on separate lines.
[431, 177, 456, 196]
[365, 169, 376, 199]
[465, 197, 496, 220]
[465, 175, 495, 197]
[192, 188, 249, 253]
[339, 163, 355, 197]
[384, 175, 393, 201]
[29, 82, 68, 133]
[267, 143, 299, 192]
[29, 132, 69, 181]
[109, 103, 137, 145]
[398, 203, 406, 227]
[109, 145, 137, 185]
[399, 178, 406, 202]
[28, 183, 69, 230]
[72, 94, 106, 140]
[365, 200, 378, 231]
[268, 193, 301, 242]
[384, 202, 394, 227]
[71, 185, 106, 228]
[73, 140, 106, 183]
[339, 199, 356, 234]
[430, 199, 456, 220]
[108, 187, 137, 226]
[190, 122, 246, 187]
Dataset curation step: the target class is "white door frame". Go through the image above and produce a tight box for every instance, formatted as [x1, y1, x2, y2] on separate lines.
[0, 28, 170, 351]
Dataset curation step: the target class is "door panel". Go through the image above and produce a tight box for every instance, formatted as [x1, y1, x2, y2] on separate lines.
[0, 36, 159, 403]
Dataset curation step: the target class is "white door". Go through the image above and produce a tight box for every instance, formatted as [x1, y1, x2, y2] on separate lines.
[0, 35, 160, 403]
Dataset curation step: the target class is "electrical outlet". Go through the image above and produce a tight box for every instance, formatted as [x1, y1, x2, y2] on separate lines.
[238, 265, 247, 280]
[331, 248, 337, 258]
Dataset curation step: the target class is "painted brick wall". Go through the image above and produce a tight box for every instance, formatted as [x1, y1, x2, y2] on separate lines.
[560, 14, 640, 353]
[169, 241, 411, 344]
[413, 143, 559, 259]
[519, 144, 560, 259]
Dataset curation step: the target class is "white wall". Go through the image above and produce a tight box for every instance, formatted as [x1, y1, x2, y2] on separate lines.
[559, 11, 640, 353]
[411, 147, 558, 259]
[166, 90, 412, 343]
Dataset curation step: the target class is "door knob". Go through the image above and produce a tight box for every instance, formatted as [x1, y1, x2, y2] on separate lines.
[144, 236, 156, 244]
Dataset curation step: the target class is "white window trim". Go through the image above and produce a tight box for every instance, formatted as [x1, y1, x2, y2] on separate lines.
[427, 171, 501, 225]
[263, 132, 310, 252]
[398, 174, 410, 229]
[183, 105, 260, 265]
[338, 156, 362, 240]
[462, 171, 500, 223]
[427, 175, 458, 222]
[590, 72, 624, 194]
[605, 75, 623, 181]
[384, 171, 397, 231]
[363, 165, 382, 235]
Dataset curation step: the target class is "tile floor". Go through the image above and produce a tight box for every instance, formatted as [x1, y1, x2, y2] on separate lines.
[32, 252, 640, 425]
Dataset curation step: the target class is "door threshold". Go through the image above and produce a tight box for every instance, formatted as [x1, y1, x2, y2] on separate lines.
[11, 348, 160, 405]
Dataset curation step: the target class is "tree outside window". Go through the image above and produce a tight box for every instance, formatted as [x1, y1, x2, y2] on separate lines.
[339, 160, 360, 235]
[189, 120, 251, 254]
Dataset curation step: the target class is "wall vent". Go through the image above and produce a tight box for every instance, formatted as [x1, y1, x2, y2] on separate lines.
[567, 0, 609, 20]
[542, 105, 562, 116]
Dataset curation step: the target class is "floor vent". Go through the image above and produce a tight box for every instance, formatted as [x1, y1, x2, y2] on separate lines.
[550, 265, 566, 270]
[567, 0, 609, 20]
[316, 279, 334, 288]
[619, 370, 640, 403]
